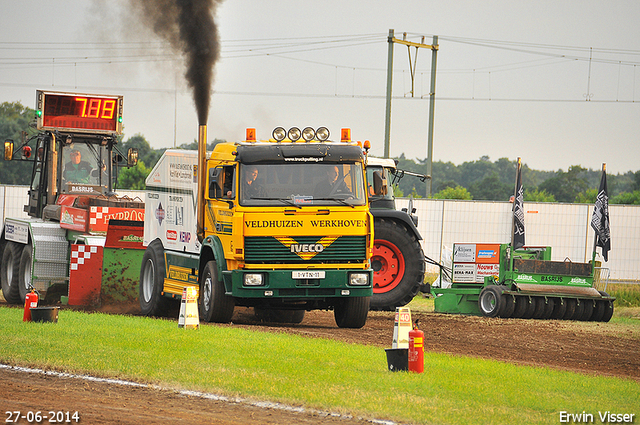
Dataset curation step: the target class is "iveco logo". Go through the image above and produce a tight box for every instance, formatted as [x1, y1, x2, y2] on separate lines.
[290, 243, 324, 253]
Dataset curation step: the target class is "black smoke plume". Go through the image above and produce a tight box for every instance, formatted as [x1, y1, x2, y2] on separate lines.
[128, 0, 221, 125]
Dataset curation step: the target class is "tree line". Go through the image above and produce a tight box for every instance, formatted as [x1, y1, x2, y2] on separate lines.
[393, 154, 640, 204]
[1, 100, 639, 204]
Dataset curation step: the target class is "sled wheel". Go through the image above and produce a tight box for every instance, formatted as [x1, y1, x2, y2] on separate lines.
[550, 298, 567, 320]
[478, 285, 504, 318]
[500, 294, 516, 318]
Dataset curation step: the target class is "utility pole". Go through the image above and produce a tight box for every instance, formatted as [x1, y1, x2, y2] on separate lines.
[426, 35, 438, 197]
[383, 30, 438, 197]
[383, 29, 395, 159]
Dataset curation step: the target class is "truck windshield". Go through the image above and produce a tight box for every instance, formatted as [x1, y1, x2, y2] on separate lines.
[239, 162, 366, 206]
[61, 144, 109, 191]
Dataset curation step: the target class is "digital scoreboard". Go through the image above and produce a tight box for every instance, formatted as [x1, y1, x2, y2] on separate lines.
[36, 90, 123, 135]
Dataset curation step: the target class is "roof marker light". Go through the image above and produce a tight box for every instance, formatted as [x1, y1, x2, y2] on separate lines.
[288, 127, 301, 141]
[316, 127, 330, 141]
[302, 127, 315, 142]
[272, 127, 286, 142]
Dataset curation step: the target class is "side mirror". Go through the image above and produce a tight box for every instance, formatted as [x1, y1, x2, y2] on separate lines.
[372, 170, 388, 196]
[127, 148, 139, 167]
[209, 167, 223, 198]
[4, 140, 14, 161]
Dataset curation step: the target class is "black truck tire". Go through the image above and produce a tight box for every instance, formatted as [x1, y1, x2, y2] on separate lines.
[18, 243, 33, 303]
[1, 241, 24, 305]
[199, 260, 235, 323]
[370, 218, 424, 311]
[334, 296, 370, 328]
[139, 240, 170, 316]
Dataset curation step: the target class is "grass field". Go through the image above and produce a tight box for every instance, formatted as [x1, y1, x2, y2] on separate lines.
[0, 306, 638, 425]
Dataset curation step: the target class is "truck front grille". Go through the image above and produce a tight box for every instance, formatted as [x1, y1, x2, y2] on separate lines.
[244, 236, 366, 264]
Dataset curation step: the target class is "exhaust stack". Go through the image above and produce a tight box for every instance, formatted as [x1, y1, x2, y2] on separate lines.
[197, 124, 207, 242]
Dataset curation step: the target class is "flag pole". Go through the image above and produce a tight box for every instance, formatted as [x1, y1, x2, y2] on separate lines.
[511, 157, 521, 248]
[592, 163, 606, 261]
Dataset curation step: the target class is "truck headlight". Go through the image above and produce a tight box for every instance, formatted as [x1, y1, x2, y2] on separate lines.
[244, 273, 265, 286]
[349, 272, 369, 286]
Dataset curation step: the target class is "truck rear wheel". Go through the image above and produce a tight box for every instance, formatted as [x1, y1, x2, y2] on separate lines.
[199, 260, 234, 323]
[334, 296, 370, 328]
[139, 240, 169, 316]
[370, 218, 424, 311]
[18, 243, 33, 303]
[1, 241, 24, 304]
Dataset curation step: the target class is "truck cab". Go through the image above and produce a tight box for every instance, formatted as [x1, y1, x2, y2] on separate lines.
[140, 127, 374, 328]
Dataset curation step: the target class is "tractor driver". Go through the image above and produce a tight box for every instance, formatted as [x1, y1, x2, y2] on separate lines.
[63, 149, 93, 184]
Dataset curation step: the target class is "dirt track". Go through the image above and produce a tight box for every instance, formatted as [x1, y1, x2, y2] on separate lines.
[2, 306, 639, 424]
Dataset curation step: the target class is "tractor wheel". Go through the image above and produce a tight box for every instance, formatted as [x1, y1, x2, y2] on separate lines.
[500, 294, 516, 318]
[562, 298, 577, 320]
[478, 285, 504, 318]
[0, 241, 24, 305]
[334, 296, 370, 328]
[139, 239, 170, 316]
[18, 244, 33, 303]
[370, 218, 424, 311]
[199, 260, 235, 323]
[550, 298, 566, 320]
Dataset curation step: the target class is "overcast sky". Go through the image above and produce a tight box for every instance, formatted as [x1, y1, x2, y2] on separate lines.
[1, 0, 639, 174]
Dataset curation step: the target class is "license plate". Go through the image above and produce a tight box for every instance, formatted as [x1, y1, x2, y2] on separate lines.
[292, 271, 325, 279]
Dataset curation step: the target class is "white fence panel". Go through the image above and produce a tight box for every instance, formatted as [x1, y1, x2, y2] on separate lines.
[397, 198, 639, 282]
[2, 186, 639, 281]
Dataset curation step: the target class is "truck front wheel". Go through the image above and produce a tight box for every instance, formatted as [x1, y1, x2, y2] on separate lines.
[334, 296, 370, 328]
[139, 240, 169, 316]
[199, 260, 234, 323]
[1, 241, 24, 304]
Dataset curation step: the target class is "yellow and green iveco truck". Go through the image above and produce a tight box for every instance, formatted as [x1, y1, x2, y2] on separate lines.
[140, 126, 373, 328]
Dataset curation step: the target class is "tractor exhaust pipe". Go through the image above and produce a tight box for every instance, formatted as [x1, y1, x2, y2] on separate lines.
[197, 124, 207, 242]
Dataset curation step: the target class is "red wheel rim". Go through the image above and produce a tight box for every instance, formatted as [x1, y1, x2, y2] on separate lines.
[371, 239, 405, 294]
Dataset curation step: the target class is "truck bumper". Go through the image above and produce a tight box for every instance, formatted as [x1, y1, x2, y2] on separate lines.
[222, 268, 373, 299]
